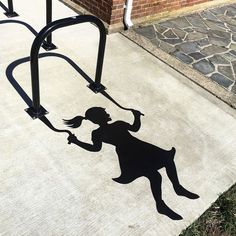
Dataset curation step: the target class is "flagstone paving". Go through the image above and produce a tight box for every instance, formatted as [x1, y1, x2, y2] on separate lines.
[134, 3, 236, 94]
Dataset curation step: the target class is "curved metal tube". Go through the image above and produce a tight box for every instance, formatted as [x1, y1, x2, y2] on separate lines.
[29, 15, 107, 117]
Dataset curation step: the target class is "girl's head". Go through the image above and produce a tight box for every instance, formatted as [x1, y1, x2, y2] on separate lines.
[64, 107, 111, 128]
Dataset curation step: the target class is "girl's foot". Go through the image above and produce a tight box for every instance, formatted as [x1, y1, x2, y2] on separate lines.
[174, 185, 199, 199]
[156, 201, 183, 220]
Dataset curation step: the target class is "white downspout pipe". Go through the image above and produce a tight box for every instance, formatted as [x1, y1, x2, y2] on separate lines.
[124, 0, 133, 29]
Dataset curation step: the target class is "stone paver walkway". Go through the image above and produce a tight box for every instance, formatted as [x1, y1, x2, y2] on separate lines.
[134, 3, 236, 94]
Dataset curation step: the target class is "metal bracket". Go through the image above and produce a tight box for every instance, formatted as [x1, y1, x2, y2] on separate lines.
[42, 41, 57, 51]
[3, 0, 18, 18]
[4, 11, 18, 17]
[88, 82, 106, 93]
[25, 106, 48, 119]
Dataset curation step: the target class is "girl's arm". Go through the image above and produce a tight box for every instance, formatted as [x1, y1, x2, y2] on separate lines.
[127, 109, 144, 132]
[67, 130, 102, 152]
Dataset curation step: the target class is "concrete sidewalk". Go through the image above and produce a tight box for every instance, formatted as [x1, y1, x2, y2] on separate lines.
[0, 1, 236, 235]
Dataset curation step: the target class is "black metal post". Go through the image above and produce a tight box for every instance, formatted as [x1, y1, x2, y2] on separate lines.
[46, 0, 52, 44]
[42, 0, 57, 51]
[26, 15, 107, 119]
[91, 25, 106, 90]
[4, 0, 18, 17]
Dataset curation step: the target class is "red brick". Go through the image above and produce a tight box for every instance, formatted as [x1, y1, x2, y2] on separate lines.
[72, 0, 210, 26]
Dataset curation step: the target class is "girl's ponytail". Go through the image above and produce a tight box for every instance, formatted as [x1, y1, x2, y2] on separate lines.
[63, 116, 86, 128]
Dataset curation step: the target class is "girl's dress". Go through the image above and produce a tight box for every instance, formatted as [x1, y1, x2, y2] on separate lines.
[92, 121, 175, 183]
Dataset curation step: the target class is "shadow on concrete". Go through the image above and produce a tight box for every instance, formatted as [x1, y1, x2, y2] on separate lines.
[6, 52, 199, 220]
[0, 1, 9, 12]
[0, 19, 53, 48]
[65, 107, 199, 220]
[5, 52, 94, 107]
[0, 18, 38, 35]
[5, 52, 91, 144]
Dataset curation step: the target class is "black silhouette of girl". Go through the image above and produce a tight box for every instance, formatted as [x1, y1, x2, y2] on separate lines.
[65, 107, 199, 220]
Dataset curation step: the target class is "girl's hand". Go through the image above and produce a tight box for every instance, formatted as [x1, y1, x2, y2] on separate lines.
[67, 134, 77, 144]
[131, 109, 144, 116]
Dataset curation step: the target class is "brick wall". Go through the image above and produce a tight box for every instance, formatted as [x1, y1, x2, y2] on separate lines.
[71, 0, 113, 23]
[131, 0, 209, 20]
[110, 0, 124, 24]
[72, 0, 210, 26]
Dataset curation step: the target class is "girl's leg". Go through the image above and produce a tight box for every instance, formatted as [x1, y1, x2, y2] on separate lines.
[165, 160, 199, 199]
[146, 171, 183, 220]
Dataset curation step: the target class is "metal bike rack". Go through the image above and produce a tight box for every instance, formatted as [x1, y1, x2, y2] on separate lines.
[1, 0, 56, 50]
[25, 15, 107, 119]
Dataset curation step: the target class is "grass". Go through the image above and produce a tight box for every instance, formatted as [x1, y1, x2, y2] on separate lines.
[180, 184, 236, 236]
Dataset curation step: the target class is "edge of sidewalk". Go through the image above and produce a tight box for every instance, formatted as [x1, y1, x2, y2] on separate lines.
[121, 30, 236, 110]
